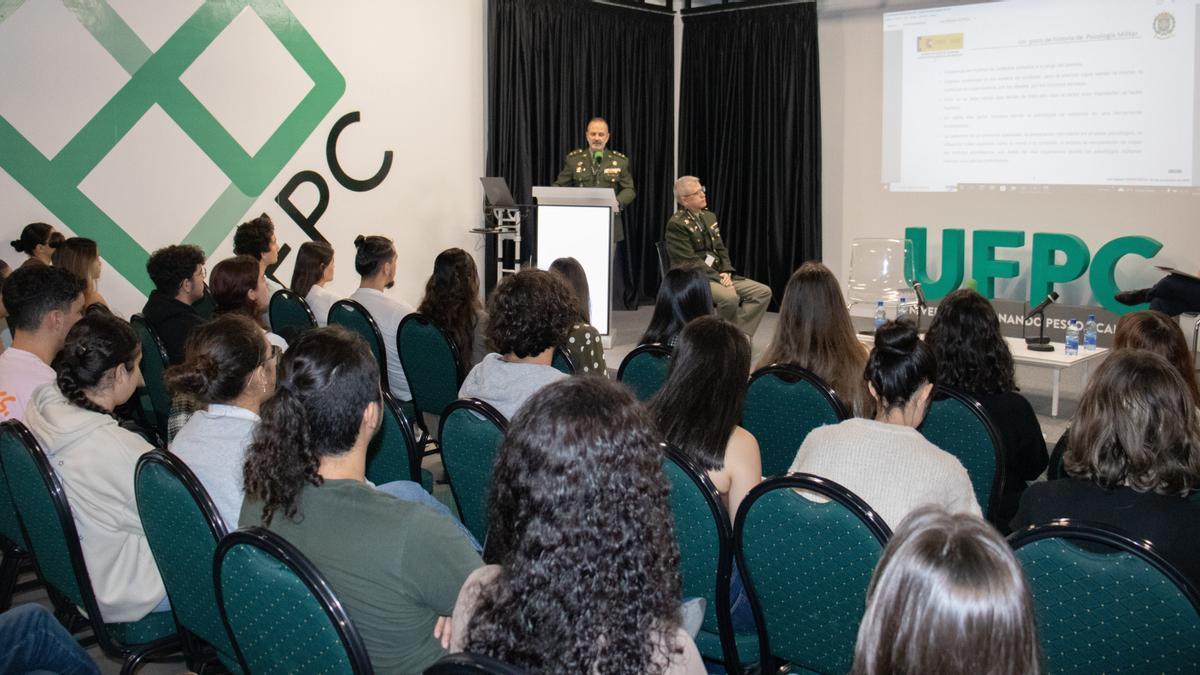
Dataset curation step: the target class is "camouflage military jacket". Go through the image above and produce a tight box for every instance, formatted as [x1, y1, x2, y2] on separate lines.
[553, 148, 635, 242]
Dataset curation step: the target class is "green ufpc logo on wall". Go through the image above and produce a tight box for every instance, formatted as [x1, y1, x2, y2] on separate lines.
[0, 0, 344, 293]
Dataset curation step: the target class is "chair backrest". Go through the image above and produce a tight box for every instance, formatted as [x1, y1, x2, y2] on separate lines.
[0, 422, 30, 552]
[550, 346, 575, 375]
[425, 652, 531, 675]
[742, 365, 848, 477]
[268, 289, 317, 343]
[329, 299, 391, 394]
[616, 344, 672, 402]
[130, 314, 172, 439]
[438, 399, 508, 546]
[367, 391, 423, 486]
[917, 387, 1005, 521]
[397, 313, 463, 418]
[654, 241, 671, 280]
[216, 527, 374, 675]
[1010, 520, 1200, 673]
[734, 473, 891, 673]
[134, 450, 238, 669]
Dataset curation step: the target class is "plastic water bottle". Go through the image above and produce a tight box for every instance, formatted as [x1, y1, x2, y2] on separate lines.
[873, 301, 887, 328]
[1084, 314, 1098, 351]
[899, 296, 907, 320]
[1064, 319, 1080, 356]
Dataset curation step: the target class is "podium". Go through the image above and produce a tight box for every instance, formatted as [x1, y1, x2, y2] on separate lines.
[531, 186, 617, 335]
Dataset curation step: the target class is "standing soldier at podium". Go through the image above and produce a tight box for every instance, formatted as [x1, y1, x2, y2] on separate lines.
[554, 117, 635, 243]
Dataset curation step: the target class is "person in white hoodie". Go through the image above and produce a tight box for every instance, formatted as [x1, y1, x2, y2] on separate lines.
[23, 313, 168, 623]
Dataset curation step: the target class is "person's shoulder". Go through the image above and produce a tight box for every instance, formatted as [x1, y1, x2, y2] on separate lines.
[609, 150, 628, 162]
[667, 208, 689, 225]
[565, 148, 586, 159]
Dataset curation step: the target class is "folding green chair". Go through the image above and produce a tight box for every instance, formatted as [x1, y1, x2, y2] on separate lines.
[551, 347, 575, 375]
[1010, 519, 1200, 673]
[918, 387, 1006, 523]
[0, 421, 37, 611]
[367, 391, 431, 491]
[616, 344, 672, 401]
[130, 314, 172, 444]
[135, 450, 240, 672]
[439, 399, 508, 546]
[743, 365, 848, 477]
[0, 421, 179, 673]
[329, 299, 392, 396]
[268, 289, 318, 343]
[216, 527, 373, 674]
[735, 473, 891, 673]
[397, 313, 464, 443]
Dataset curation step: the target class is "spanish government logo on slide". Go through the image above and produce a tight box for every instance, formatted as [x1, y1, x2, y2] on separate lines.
[0, 1, 345, 293]
[1153, 12, 1176, 39]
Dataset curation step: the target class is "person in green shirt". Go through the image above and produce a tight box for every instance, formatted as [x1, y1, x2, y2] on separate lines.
[240, 326, 482, 674]
[553, 117, 635, 243]
[664, 176, 772, 337]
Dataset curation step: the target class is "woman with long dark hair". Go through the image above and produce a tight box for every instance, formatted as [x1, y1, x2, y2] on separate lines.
[51, 237, 108, 309]
[240, 327, 481, 672]
[418, 248, 487, 371]
[289, 241, 339, 326]
[639, 263, 714, 347]
[758, 261, 873, 416]
[1113, 310, 1200, 408]
[549, 256, 604, 374]
[924, 288, 1045, 531]
[23, 313, 169, 622]
[210, 255, 286, 348]
[9, 222, 60, 268]
[453, 376, 703, 673]
[790, 321, 980, 529]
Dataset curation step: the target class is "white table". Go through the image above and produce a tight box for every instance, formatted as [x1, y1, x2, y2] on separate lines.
[857, 333, 1108, 417]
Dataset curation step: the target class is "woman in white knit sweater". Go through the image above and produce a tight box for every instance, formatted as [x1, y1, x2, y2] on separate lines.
[789, 321, 980, 529]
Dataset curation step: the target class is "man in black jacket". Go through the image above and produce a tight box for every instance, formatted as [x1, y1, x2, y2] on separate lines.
[142, 245, 206, 364]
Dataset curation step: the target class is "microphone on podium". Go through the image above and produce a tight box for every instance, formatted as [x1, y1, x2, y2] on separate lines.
[1024, 291, 1060, 351]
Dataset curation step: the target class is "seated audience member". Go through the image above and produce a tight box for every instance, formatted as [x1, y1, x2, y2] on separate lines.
[1113, 310, 1200, 409]
[1116, 270, 1200, 317]
[142, 244, 207, 365]
[758, 261, 874, 417]
[290, 240, 339, 326]
[349, 235, 414, 401]
[0, 604, 99, 675]
[549, 256, 605, 374]
[852, 506, 1040, 675]
[649, 315, 761, 633]
[452, 377, 704, 674]
[0, 266, 85, 421]
[51, 237, 108, 309]
[790, 321, 980, 529]
[166, 314, 276, 529]
[1012, 350, 1200, 587]
[925, 288, 1046, 531]
[210, 255, 286, 349]
[23, 313, 168, 622]
[639, 262, 714, 347]
[459, 269, 575, 419]
[0, 259, 11, 352]
[233, 212, 283, 295]
[417, 248, 488, 373]
[9, 222, 58, 268]
[241, 327, 482, 673]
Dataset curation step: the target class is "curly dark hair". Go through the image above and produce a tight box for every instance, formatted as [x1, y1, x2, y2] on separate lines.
[465, 377, 684, 673]
[417, 248, 482, 366]
[1, 264, 85, 334]
[242, 326, 380, 525]
[166, 314, 266, 404]
[924, 289, 1014, 397]
[53, 313, 140, 416]
[233, 213, 275, 260]
[146, 244, 205, 295]
[485, 269, 576, 358]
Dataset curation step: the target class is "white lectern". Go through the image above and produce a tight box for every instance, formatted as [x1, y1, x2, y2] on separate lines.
[531, 186, 617, 336]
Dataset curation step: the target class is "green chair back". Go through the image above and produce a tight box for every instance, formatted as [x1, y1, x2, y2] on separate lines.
[216, 527, 373, 675]
[135, 451, 240, 672]
[551, 347, 575, 375]
[268, 289, 317, 343]
[367, 391, 424, 488]
[439, 399, 508, 545]
[397, 314, 463, 418]
[662, 445, 757, 673]
[0, 422, 29, 552]
[0, 421, 177, 661]
[616, 344, 672, 401]
[917, 387, 1005, 521]
[735, 474, 891, 673]
[329, 299, 391, 395]
[1010, 521, 1200, 674]
[743, 366, 848, 477]
[131, 314, 172, 441]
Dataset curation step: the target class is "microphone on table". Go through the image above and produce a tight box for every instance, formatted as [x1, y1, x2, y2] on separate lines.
[1024, 291, 1060, 320]
[911, 281, 928, 308]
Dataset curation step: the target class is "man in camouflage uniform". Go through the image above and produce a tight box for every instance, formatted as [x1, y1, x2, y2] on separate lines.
[553, 117, 635, 243]
[665, 175, 772, 337]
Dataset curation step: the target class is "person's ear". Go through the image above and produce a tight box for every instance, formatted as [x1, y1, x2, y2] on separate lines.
[867, 381, 879, 401]
[914, 381, 934, 407]
[360, 400, 382, 436]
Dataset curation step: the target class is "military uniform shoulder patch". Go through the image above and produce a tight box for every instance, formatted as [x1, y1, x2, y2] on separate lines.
[610, 150, 627, 159]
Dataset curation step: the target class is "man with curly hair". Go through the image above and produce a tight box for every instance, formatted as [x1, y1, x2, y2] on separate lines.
[142, 244, 207, 364]
[233, 212, 283, 298]
[458, 269, 576, 419]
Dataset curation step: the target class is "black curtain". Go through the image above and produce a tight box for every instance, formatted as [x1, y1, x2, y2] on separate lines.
[486, 0, 674, 307]
[678, 2, 821, 308]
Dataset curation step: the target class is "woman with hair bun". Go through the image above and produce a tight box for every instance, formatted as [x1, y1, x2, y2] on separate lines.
[789, 321, 980, 529]
[22, 313, 169, 623]
[166, 314, 277, 528]
[852, 506, 1041, 675]
[10, 222, 60, 268]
